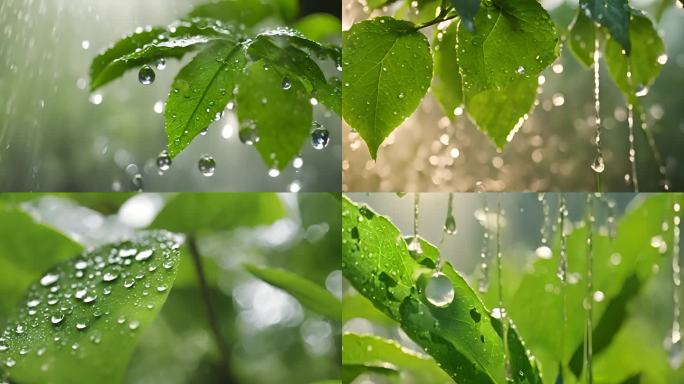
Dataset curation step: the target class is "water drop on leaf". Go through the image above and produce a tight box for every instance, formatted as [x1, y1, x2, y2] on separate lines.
[425, 272, 454, 307]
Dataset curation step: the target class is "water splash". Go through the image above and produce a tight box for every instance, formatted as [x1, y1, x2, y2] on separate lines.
[584, 194, 595, 384]
[591, 30, 604, 184]
[666, 199, 682, 369]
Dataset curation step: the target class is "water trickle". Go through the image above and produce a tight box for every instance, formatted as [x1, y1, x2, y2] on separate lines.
[494, 200, 512, 381]
[238, 123, 259, 146]
[138, 65, 155, 85]
[584, 194, 595, 384]
[557, 195, 568, 281]
[479, 193, 490, 293]
[425, 272, 454, 307]
[198, 155, 216, 177]
[311, 122, 330, 150]
[666, 200, 683, 369]
[156, 58, 167, 70]
[407, 193, 423, 257]
[591, 32, 603, 180]
[626, 102, 638, 191]
[637, 108, 671, 190]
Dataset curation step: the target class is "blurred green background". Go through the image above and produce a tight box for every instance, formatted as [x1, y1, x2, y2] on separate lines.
[344, 192, 684, 383]
[342, 0, 684, 192]
[0, 0, 341, 192]
[0, 192, 341, 383]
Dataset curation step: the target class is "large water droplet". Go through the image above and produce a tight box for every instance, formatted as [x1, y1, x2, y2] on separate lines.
[51, 313, 65, 325]
[425, 272, 455, 307]
[198, 155, 216, 177]
[444, 215, 457, 235]
[407, 237, 423, 257]
[40, 273, 60, 287]
[311, 123, 330, 150]
[591, 154, 605, 173]
[135, 249, 153, 261]
[239, 124, 260, 146]
[139, 65, 155, 85]
[157, 151, 172, 173]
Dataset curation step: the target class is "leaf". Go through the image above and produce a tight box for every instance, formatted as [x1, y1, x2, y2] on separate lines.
[236, 60, 313, 169]
[294, 13, 342, 42]
[342, 17, 432, 159]
[165, 41, 247, 158]
[187, 0, 298, 25]
[604, 12, 665, 104]
[90, 18, 236, 91]
[456, 0, 559, 98]
[0, 204, 83, 319]
[243, 264, 341, 320]
[342, 293, 395, 327]
[149, 193, 286, 234]
[466, 78, 537, 148]
[246, 32, 340, 115]
[0, 231, 182, 384]
[449, 0, 480, 32]
[341, 196, 542, 383]
[432, 24, 463, 119]
[342, 333, 453, 383]
[580, 0, 631, 54]
[568, 9, 598, 68]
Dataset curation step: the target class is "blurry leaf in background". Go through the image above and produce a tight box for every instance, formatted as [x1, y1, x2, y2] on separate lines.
[294, 13, 343, 41]
[188, 0, 299, 25]
[0, 231, 182, 384]
[150, 193, 286, 234]
[244, 263, 341, 320]
[0, 203, 83, 319]
[342, 293, 394, 328]
[342, 333, 453, 384]
[341, 196, 541, 383]
[568, 9, 598, 68]
[432, 24, 463, 120]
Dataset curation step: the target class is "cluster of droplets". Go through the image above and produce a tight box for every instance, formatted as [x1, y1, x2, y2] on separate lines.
[557, 195, 569, 281]
[426, 193, 459, 308]
[0, 232, 181, 374]
[584, 194, 595, 384]
[666, 200, 682, 369]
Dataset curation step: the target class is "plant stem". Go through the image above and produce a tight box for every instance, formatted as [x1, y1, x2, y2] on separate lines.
[414, 6, 458, 30]
[187, 235, 235, 382]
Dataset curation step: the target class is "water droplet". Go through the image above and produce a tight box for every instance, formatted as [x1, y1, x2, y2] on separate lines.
[239, 123, 260, 146]
[635, 85, 649, 97]
[128, 320, 140, 331]
[15, 324, 25, 334]
[27, 299, 40, 308]
[516, 66, 525, 74]
[591, 154, 605, 173]
[293, 156, 303, 169]
[123, 278, 136, 288]
[40, 273, 59, 287]
[135, 249, 153, 261]
[311, 123, 330, 150]
[157, 151, 172, 172]
[425, 272, 455, 307]
[398, 92, 405, 99]
[268, 167, 280, 178]
[75, 320, 88, 331]
[407, 237, 423, 257]
[282, 77, 292, 90]
[156, 285, 168, 292]
[156, 58, 167, 70]
[81, 40, 90, 50]
[535, 246, 552, 259]
[139, 65, 155, 85]
[198, 155, 216, 177]
[491, 307, 507, 319]
[444, 214, 457, 235]
[51, 313, 65, 325]
[74, 260, 88, 270]
[154, 100, 164, 114]
[103, 268, 119, 282]
[132, 173, 144, 192]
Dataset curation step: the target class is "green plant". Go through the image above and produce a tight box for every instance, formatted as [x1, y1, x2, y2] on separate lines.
[0, 193, 341, 384]
[342, 0, 671, 177]
[90, 0, 341, 171]
[341, 193, 684, 383]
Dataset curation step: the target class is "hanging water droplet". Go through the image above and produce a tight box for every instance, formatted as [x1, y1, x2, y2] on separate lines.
[239, 123, 259, 145]
[535, 246, 552, 259]
[157, 151, 172, 172]
[591, 154, 605, 173]
[425, 272, 455, 307]
[311, 123, 330, 150]
[293, 156, 304, 169]
[40, 273, 59, 287]
[444, 215, 457, 235]
[407, 237, 423, 257]
[138, 65, 155, 85]
[635, 85, 649, 97]
[268, 167, 280, 178]
[282, 77, 292, 90]
[156, 58, 167, 70]
[198, 155, 216, 177]
[132, 173, 144, 192]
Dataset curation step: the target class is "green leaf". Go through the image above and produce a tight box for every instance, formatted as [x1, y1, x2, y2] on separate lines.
[149, 193, 286, 234]
[580, 0, 631, 54]
[568, 9, 598, 68]
[0, 231, 182, 384]
[432, 24, 463, 119]
[449, 0, 479, 32]
[342, 293, 395, 327]
[341, 196, 541, 383]
[0, 204, 83, 319]
[243, 263, 341, 320]
[467, 77, 537, 149]
[90, 19, 236, 91]
[604, 12, 665, 104]
[165, 41, 247, 158]
[236, 60, 313, 169]
[342, 333, 453, 383]
[294, 13, 342, 42]
[457, 0, 559, 98]
[342, 17, 432, 159]
[188, 0, 297, 25]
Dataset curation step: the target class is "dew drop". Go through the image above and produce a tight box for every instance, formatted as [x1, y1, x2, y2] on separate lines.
[40, 272, 60, 287]
[27, 299, 41, 308]
[51, 313, 65, 325]
[198, 155, 216, 177]
[239, 124, 260, 146]
[74, 260, 88, 270]
[282, 77, 292, 90]
[156, 58, 167, 70]
[138, 65, 155, 85]
[156, 285, 168, 292]
[75, 320, 88, 331]
[311, 123, 330, 150]
[123, 278, 136, 289]
[15, 324, 25, 334]
[135, 249, 153, 261]
[425, 272, 455, 307]
[103, 268, 119, 282]
[535, 246, 552, 259]
[128, 320, 140, 331]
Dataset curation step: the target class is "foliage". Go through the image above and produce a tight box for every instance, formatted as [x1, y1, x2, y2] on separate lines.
[90, 0, 341, 170]
[342, 0, 672, 159]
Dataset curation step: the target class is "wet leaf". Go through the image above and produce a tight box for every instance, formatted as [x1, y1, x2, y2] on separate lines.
[568, 9, 598, 68]
[341, 196, 542, 383]
[604, 12, 665, 104]
[342, 333, 453, 384]
[342, 293, 395, 327]
[243, 263, 341, 320]
[0, 204, 83, 319]
[165, 41, 247, 158]
[90, 18, 236, 91]
[580, 0, 631, 54]
[342, 17, 432, 159]
[432, 24, 463, 119]
[449, 0, 479, 32]
[294, 13, 342, 42]
[457, 0, 559, 98]
[150, 193, 286, 234]
[0, 231, 183, 384]
[236, 60, 313, 169]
